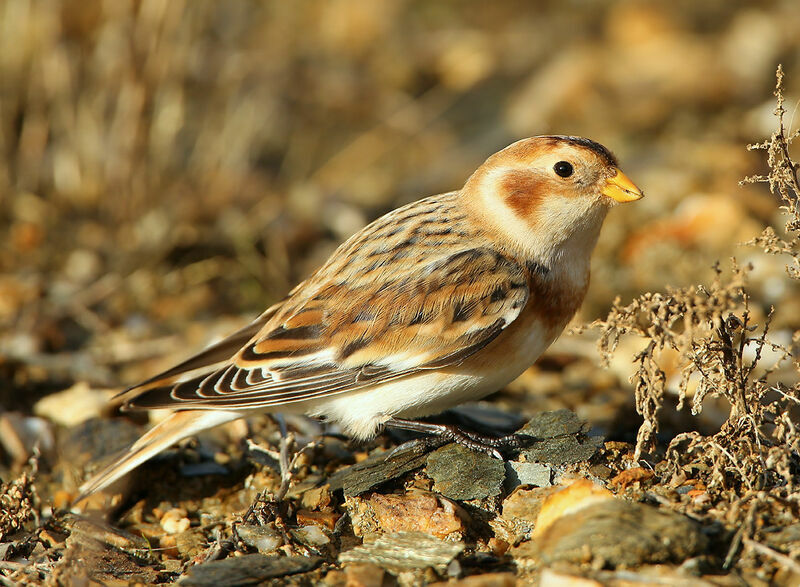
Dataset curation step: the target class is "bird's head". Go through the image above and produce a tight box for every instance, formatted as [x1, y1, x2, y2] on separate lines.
[463, 135, 643, 265]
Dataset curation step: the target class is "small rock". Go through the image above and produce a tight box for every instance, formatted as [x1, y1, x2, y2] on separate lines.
[59, 519, 158, 584]
[516, 410, 599, 465]
[426, 444, 505, 501]
[322, 569, 348, 585]
[300, 484, 333, 510]
[610, 466, 656, 490]
[132, 522, 166, 542]
[160, 508, 191, 534]
[518, 409, 583, 438]
[180, 553, 321, 585]
[430, 572, 518, 586]
[344, 562, 385, 587]
[67, 519, 150, 553]
[532, 479, 613, 539]
[588, 463, 613, 480]
[159, 534, 180, 558]
[504, 461, 552, 489]
[291, 524, 331, 547]
[340, 531, 464, 574]
[175, 530, 207, 559]
[515, 498, 708, 567]
[500, 485, 565, 536]
[328, 449, 428, 496]
[33, 381, 114, 427]
[296, 509, 341, 531]
[347, 491, 464, 539]
[538, 569, 603, 586]
[236, 524, 283, 554]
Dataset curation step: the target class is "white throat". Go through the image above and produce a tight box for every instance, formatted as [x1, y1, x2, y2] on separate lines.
[475, 167, 608, 280]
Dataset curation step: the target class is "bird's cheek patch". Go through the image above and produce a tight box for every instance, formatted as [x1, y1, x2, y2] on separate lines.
[499, 170, 547, 219]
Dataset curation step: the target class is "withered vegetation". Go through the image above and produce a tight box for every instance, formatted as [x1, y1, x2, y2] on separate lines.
[3, 3, 800, 582]
[587, 66, 800, 574]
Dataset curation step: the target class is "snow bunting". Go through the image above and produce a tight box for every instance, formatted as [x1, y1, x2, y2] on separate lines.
[77, 135, 642, 499]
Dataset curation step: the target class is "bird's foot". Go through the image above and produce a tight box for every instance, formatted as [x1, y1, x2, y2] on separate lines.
[384, 417, 531, 460]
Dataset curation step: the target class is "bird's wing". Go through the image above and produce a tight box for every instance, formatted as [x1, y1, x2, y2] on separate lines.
[122, 247, 530, 411]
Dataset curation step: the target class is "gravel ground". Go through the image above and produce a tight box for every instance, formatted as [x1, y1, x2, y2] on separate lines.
[2, 2, 800, 584]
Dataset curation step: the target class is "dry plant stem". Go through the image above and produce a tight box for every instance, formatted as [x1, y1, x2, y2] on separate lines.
[584, 69, 800, 582]
[744, 65, 800, 280]
[743, 538, 800, 575]
[586, 262, 750, 459]
[275, 418, 320, 502]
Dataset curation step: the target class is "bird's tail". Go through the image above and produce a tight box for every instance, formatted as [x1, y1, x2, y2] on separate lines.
[74, 409, 243, 504]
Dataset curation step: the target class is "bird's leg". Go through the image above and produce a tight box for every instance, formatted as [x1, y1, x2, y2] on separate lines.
[384, 417, 524, 459]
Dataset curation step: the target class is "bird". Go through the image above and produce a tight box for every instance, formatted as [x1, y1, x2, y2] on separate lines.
[76, 135, 642, 501]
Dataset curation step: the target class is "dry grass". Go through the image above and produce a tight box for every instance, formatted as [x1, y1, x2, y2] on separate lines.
[3, 3, 800, 584]
[587, 66, 800, 577]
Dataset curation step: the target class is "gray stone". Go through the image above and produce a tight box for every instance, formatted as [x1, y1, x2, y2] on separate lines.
[505, 461, 552, 489]
[235, 524, 282, 553]
[339, 531, 464, 573]
[59, 519, 159, 584]
[516, 410, 598, 465]
[426, 443, 505, 501]
[517, 409, 584, 438]
[513, 500, 708, 567]
[327, 448, 428, 497]
[179, 553, 321, 586]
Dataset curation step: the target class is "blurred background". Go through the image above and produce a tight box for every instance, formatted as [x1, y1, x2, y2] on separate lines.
[1, 0, 800, 455]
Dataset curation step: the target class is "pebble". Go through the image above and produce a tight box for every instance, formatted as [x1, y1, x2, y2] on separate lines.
[328, 448, 428, 496]
[236, 524, 283, 553]
[66, 519, 150, 553]
[160, 508, 191, 534]
[179, 553, 321, 585]
[532, 479, 613, 540]
[296, 509, 340, 531]
[426, 444, 505, 501]
[343, 562, 386, 587]
[430, 572, 518, 587]
[300, 484, 333, 510]
[291, 524, 331, 547]
[347, 491, 464, 539]
[500, 485, 565, 537]
[339, 531, 464, 574]
[175, 530, 207, 559]
[518, 409, 584, 438]
[57, 519, 160, 584]
[516, 410, 599, 465]
[33, 381, 114, 427]
[516, 498, 708, 567]
[504, 461, 552, 489]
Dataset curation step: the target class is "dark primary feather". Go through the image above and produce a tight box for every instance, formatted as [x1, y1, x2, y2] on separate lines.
[114, 308, 279, 404]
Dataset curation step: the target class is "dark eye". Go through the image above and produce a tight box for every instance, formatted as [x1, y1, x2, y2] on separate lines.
[553, 161, 573, 178]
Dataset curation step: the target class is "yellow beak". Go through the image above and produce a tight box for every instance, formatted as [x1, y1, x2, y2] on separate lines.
[602, 169, 643, 203]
